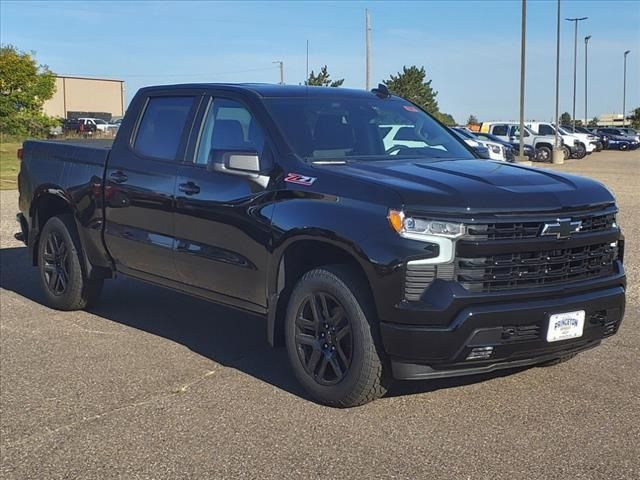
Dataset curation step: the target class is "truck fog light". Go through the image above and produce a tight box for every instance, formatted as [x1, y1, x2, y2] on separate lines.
[466, 346, 494, 360]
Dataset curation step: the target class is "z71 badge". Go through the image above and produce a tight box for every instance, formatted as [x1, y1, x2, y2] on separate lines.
[284, 173, 317, 186]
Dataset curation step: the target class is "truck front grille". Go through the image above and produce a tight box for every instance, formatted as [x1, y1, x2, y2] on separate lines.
[466, 211, 616, 241]
[456, 242, 618, 293]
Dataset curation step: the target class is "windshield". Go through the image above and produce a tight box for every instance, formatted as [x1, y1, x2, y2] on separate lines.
[264, 96, 474, 162]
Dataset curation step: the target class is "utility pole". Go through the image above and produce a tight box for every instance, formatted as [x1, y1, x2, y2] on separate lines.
[584, 35, 591, 126]
[518, 0, 527, 162]
[365, 8, 371, 90]
[623, 50, 630, 126]
[566, 16, 588, 129]
[553, 0, 563, 163]
[273, 60, 284, 85]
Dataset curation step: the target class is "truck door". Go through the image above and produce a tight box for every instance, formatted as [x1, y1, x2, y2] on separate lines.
[173, 95, 275, 310]
[104, 92, 200, 281]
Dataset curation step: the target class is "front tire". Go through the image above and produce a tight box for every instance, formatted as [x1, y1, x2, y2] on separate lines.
[285, 265, 388, 407]
[562, 146, 571, 160]
[38, 215, 103, 311]
[571, 143, 587, 159]
[536, 146, 552, 162]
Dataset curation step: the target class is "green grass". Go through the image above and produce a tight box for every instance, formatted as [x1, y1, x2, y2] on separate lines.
[0, 141, 22, 190]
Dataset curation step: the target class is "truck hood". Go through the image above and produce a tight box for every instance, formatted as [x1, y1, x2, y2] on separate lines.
[331, 158, 613, 214]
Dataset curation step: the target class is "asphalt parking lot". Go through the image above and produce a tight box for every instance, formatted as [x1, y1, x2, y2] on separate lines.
[1, 150, 639, 479]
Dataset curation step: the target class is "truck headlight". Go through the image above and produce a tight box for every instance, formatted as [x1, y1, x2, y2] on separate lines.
[488, 144, 501, 154]
[388, 210, 465, 239]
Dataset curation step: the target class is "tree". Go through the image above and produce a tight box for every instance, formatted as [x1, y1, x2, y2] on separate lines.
[560, 112, 572, 126]
[575, 119, 583, 127]
[435, 112, 456, 126]
[588, 117, 599, 127]
[384, 66, 439, 114]
[305, 65, 344, 87]
[629, 107, 640, 129]
[467, 114, 479, 125]
[0, 44, 57, 136]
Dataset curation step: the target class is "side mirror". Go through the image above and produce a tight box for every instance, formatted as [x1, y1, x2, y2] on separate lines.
[225, 151, 260, 173]
[208, 149, 269, 187]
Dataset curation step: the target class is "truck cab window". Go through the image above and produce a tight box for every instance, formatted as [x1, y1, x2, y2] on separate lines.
[492, 125, 508, 136]
[134, 96, 194, 161]
[538, 125, 555, 136]
[195, 98, 265, 165]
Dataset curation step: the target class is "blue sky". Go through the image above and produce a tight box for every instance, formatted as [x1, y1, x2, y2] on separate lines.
[1, 0, 638, 123]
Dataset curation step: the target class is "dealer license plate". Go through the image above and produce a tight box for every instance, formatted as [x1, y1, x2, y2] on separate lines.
[546, 310, 585, 342]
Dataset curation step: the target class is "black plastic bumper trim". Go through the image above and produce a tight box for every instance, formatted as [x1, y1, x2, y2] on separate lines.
[391, 340, 599, 380]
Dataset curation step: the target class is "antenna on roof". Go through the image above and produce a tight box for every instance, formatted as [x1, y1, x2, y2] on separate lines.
[371, 83, 390, 98]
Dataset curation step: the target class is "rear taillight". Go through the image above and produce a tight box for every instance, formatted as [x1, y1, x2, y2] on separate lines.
[17, 147, 24, 160]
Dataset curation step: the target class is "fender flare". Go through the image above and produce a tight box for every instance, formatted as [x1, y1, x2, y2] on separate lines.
[265, 231, 375, 346]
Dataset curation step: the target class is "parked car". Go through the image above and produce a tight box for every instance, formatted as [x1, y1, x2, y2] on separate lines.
[557, 125, 600, 154]
[480, 122, 563, 162]
[16, 83, 626, 407]
[596, 128, 640, 151]
[77, 117, 112, 133]
[63, 118, 97, 135]
[471, 131, 525, 162]
[616, 127, 640, 142]
[526, 122, 588, 159]
[564, 126, 605, 151]
[450, 127, 494, 160]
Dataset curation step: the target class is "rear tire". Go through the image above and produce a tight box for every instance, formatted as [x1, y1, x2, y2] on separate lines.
[562, 146, 571, 160]
[285, 265, 388, 407]
[619, 143, 629, 151]
[37, 215, 103, 311]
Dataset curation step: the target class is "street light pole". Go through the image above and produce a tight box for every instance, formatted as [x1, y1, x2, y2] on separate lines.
[273, 61, 284, 85]
[566, 17, 587, 129]
[623, 50, 630, 126]
[518, 0, 527, 162]
[554, 0, 561, 156]
[584, 35, 591, 126]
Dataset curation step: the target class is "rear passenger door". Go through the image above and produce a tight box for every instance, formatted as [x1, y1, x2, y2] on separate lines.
[173, 94, 275, 309]
[104, 91, 200, 280]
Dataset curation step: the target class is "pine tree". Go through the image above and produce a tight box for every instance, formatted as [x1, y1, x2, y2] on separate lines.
[305, 65, 344, 87]
[383, 66, 439, 114]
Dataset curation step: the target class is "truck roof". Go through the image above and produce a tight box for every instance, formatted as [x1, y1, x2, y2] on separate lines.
[138, 83, 380, 99]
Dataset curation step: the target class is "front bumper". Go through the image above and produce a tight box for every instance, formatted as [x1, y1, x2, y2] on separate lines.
[381, 280, 625, 380]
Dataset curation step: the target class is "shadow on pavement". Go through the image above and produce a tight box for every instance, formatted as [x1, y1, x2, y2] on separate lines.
[1, 245, 528, 404]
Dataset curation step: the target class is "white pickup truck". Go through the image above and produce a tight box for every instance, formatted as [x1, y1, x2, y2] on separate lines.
[526, 122, 590, 159]
[479, 122, 565, 162]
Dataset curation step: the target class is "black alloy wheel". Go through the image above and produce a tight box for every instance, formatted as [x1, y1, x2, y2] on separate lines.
[38, 214, 104, 310]
[294, 292, 353, 386]
[42, 231, 70, 296]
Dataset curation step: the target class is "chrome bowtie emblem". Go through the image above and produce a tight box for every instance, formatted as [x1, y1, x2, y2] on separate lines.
[540, 218, 582, 239]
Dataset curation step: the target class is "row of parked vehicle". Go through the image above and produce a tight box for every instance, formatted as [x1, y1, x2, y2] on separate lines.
[450, 122, 639, 162]
[49, 117, 123, 137]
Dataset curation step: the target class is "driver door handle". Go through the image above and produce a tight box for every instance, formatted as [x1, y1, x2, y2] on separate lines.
[178, 182, 200, 195]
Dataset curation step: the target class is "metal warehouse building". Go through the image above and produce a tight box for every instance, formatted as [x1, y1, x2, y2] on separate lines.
[42, 75, 125, 120]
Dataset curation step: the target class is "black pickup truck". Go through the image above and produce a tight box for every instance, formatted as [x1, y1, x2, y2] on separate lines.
[16, 84, 626, 407]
